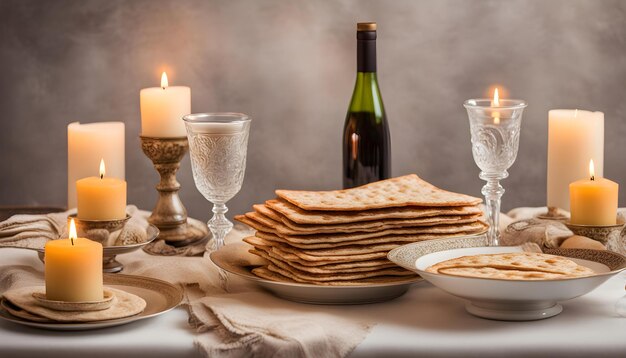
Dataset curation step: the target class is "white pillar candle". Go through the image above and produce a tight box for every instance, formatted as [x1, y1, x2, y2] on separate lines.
[67, 122, 125, 209]
[140, 72, 190, 138]
[547, 109, 604, 211]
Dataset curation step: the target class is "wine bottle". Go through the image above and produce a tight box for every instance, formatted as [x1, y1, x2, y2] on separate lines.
[342, 22, 391, 189]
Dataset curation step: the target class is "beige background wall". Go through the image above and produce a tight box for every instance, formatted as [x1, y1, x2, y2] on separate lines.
[1, 0, 625, 220]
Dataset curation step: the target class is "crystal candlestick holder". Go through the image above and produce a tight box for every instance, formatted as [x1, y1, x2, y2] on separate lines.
[184, 113, 251, 252]
[464, 99, 527, 246]
[140, 136, 207, 247]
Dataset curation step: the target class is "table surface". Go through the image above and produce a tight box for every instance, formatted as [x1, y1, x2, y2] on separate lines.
[1, 248, 625, 358]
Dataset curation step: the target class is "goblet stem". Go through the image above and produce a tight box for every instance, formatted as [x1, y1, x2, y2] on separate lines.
[480, 172, 507, 246]
[207, 202, 233, 252]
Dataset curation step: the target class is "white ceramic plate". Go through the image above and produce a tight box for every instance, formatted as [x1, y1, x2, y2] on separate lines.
[0, 274, 183, 331]
[388, 235, 626, 321]
[211, 244, 422, 305]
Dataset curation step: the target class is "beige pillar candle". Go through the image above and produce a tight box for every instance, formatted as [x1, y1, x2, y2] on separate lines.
[68, 122, 125, 209]
[140, 72, 191, 138]
[45, 219, 103, 302]
[76, 159, 127, 221]
[569, 160, 618, 226]
[547, 109, 604, 211]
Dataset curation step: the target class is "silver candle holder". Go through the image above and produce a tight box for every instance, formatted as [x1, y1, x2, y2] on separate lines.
[536, 206, 569, 221]
[565, 218, 626, 255]
[69, 213, 131, 245]
[37, 215, 159, 273]
[140, 136, 207, 247]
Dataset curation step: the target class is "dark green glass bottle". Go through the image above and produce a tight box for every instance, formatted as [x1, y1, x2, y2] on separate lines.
[342, 22, 391, 189]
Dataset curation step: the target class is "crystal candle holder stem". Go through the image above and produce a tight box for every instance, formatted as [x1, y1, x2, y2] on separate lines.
[464, 99, 527, 246]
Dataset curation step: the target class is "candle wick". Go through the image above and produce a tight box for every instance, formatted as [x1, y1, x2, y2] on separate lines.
[100, 174, 103, 179]
[591, 175, 595, 181]
[71, 237, 74, 246]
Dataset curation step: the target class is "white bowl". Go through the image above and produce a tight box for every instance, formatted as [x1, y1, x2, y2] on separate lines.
[388, 235, 626, 321]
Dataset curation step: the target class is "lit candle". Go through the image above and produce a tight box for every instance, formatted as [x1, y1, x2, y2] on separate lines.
[569, 159, 618, 226]
[547, 109, 604, 211]
[76, 159, 127, 221]
[140, 72, 191, 137]
[67, 122, 125, 209]
[45, 219, 103, 302]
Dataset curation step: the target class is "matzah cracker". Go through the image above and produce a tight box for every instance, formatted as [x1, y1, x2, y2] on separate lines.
[243, 174, 484, 285]
[245, 235, 396, 257]
[437, 267, 571, 280]
[255, 231, 473, 249]
[272, 244, 388, 262]
[244, 237, 394, 268]
[244, 236, 382, 264]
[252, 266, 416, 286]
[236, 215, 487, 243]
[426, 252, 595, 279]
[249, 207, 482, 234]
[263, 259, 414, 281]
[250, 248, 396, 274]
[267, 263, 416, 283]
[276, 174, 482, 211]
[266, 199, 482, 225]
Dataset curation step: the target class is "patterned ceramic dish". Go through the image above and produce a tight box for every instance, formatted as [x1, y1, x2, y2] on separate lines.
[211, 243, 423, 305]
[388, 235, 626, 321]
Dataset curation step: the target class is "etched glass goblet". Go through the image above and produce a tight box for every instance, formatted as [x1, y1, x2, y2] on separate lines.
[183, 113, 251, 252]
[464, 99, 527, 246]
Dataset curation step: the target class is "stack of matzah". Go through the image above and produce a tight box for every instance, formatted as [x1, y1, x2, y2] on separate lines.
[235, 174, 486, 286]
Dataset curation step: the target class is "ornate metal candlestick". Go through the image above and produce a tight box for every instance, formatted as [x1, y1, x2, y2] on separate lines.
[536, 206, 569, 221]
[140, 136, 206, 247]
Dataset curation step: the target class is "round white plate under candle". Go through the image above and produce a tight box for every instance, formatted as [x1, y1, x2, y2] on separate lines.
[387, 236, 626, 321]
[0, 274, 182, 331]
[210, 244, 422, 305]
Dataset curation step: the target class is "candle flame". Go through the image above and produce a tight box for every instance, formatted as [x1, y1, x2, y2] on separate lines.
[69, 218, 77, 246]
[589, 159, 595, 181]
[99, 159, 105, 179]
[161, 72, 169, 89]
[492, 87, 501, 124]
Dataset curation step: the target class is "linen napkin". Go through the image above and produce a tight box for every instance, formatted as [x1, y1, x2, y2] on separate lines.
[188, 290, 372, 358]
[500, 207, 626, 250]
[119, 227, 373, 358]
[0, 205, 148, 249]
[0, 205, 207, 256]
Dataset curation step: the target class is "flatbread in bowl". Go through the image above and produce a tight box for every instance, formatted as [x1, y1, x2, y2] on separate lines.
[425, 252, 595, 280]
[387, 236, 626, 321]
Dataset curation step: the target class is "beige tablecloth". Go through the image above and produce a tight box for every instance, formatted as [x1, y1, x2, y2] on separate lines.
[2, 206, 623, 357]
